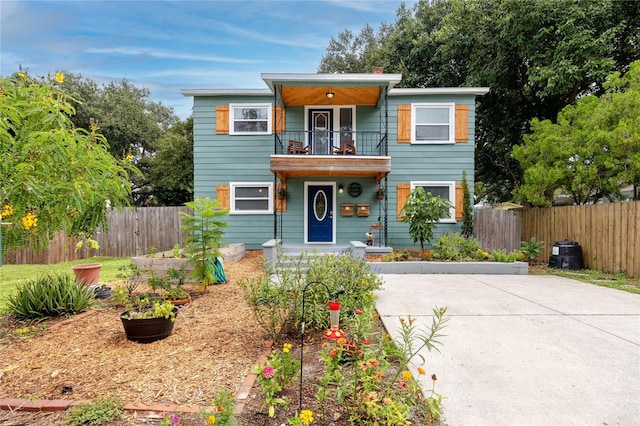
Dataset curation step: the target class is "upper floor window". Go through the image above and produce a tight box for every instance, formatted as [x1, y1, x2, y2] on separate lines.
[410, 181, 456, 222]
[411, 103, 454, 144]
[230, 182, 273, 214]
[230, 104, 272, 135]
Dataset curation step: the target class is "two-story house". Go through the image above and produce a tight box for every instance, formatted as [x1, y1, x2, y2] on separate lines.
[182, 71, 488, 252]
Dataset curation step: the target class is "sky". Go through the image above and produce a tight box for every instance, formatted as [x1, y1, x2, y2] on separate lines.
[1, 0, 405, 119]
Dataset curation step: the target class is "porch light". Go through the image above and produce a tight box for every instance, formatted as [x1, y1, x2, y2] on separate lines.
[338, 184, 344, 194]
[325, 91, 335, 99]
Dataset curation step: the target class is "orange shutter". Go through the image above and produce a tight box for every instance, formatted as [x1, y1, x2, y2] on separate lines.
[273, 105, 285, 134]
[455, 104, 469, 143]
[216, 105, 229, 135]
[397, 105, 411, 143]
[455, 183, 463, 220]
[397, 183, 411, 220]
[275, 184, 287, 212]
[216, 184, 230, 210]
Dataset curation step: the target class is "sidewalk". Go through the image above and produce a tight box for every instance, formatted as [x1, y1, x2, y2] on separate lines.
[375, 274, 640, 426]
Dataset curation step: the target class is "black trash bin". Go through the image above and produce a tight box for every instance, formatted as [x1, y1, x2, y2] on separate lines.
[548, 240, 584, 270]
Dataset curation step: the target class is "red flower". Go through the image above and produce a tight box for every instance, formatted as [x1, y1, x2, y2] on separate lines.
[262, 365, 274, 379]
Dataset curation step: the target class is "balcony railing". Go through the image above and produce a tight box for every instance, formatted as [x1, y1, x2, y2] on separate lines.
[275, 131, 387, 156]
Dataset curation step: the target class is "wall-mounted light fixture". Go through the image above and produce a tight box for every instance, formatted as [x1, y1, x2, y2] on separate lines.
[338, 184, 344, 194]
[326, 91, 335, 99]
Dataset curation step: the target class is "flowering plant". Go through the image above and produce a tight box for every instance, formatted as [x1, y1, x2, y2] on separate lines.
[253, 343, 299, 417]
[120, 297, 176, 321]
[75, 233, 100, 257]
[198, 389, 235, 426]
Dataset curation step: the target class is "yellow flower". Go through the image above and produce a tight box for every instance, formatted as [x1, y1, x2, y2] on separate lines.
[18, 72, 25, 79]
[207, 414, 216, 424]
[1, 204, 13, 217]
[417, 367, 426, 375]
[383, 397, 393, 405]
[402, 370, 412, 381]
[55, 71, 64, 83]
[283, 343, 292, 353]
[21, 212, 37, 230]
[299, 409, 313, 425]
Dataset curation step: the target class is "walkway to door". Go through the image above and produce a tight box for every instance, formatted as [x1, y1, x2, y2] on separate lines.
[375, 274, 640, 425]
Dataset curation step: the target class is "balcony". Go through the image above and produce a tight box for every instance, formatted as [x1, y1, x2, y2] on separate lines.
[270, 131, 391, 183]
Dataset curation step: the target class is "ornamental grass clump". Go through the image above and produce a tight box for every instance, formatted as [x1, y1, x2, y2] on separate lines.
[5, 273, 95, 319]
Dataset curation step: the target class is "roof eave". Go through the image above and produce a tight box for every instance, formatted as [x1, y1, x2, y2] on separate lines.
[261, 73, 403, 91]
[389, 87, 490, 96]
[181, 88, 272, 97]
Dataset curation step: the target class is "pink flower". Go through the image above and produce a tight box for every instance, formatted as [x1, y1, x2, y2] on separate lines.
[262, 365, 274, 379]
[354, 309, 362, 315]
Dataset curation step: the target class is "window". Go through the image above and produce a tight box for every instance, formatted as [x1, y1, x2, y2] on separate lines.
[411, 181, 456, 222]
[411, 103, 454, 143]
[230, 104, 272, 135]
[230, 183, 273, 214]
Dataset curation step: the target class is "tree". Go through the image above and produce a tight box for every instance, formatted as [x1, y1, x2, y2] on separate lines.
[148, 117, 194, 205]
[60, 74, 178, 206]
[460, 171, 473, 237]
[400, 186, 452, 255]
[320, 0, 639, 203]
[513, 61, 640, 205]
[1, 71, 136, 252]
[318, 24, 387, 73]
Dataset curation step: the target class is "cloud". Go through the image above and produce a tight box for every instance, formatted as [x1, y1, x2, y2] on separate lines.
[84, 47, 262, 64]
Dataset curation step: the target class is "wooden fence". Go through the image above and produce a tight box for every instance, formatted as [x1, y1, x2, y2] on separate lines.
[522, 201, 640, 278]
[2, 207, 191, 265]
[474, 208, 523, 253]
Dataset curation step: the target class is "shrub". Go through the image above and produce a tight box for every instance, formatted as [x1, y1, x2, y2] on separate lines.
[64, 396, 123, 426]
[519, 237, 545, 263]
[433, 232, 483, 260]
[239, 251, 382, 340]
[489, 249, 520, 262]
[5, 273, 95, 319]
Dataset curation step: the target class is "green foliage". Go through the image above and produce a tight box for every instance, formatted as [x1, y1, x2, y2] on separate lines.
[121, 298, 176, 321]
[519, 237, 545, 263]
[5, 274, 95, 319]
[180, 197, 229, 287]
[316, 307, 448, 425]
[489, 249, 520, 263]
[1, 72, 137, 253]
[239, 251, 382, 341]
[199, 389, 236, 426]
[115, 263, 144, 297]
[64, 396, 123, 426]
[432, 232, 483, 261]
[254, 342, 301, 417]
[461, 171, 474, 236]
[400, 186, 453, 254]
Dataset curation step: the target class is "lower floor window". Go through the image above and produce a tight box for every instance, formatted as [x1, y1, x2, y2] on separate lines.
[230, 183, 273, 214]
[411, 181, 456, 222]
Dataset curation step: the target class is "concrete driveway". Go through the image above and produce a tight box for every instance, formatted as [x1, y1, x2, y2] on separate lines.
[375, 274, 640, 426]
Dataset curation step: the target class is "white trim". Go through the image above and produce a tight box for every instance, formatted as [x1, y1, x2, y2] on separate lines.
[391, 87, 490, 96]
[304, 105, 357, 151]
[411, 103, 455, 144]
[229, 103, 272, 135]
[230, 182, 273, 214]
[261, 73, 402, 91]
[410, 181, 457, 223]
[181, 88, 272, 97]
[304, 181, 337, 244]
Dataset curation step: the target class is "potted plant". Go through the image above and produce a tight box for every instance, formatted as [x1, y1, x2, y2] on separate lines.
[276, 187, 287, 200]
[120, 295, 178, 343]
[375, 187, 386, 200]
[71, 234, 102, 285]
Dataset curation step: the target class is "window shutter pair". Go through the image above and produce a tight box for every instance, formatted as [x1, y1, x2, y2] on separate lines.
[396, 183, 464, 221]
[215, 105, 284, 135]
[397, 104, 469, 143]
[216, 184, 286, 212]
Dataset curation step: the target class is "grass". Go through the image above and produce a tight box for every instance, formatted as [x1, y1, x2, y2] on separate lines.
[530, 264, 640, 294]
[0, 257, 131, 310]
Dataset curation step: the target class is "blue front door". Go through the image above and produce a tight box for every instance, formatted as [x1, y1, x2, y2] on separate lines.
[307, 184, 334, 243]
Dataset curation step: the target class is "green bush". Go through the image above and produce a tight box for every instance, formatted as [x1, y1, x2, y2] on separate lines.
[433, 232, 483, 260]
[519, 237, 545, 263]
[65, 396, 123, 426]
[489, 249, 520, 262]
[5, 273, 95, 319]
[239, 251, 382, 340]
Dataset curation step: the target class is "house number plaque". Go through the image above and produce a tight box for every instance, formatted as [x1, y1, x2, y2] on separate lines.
[347, 182, 362, 197]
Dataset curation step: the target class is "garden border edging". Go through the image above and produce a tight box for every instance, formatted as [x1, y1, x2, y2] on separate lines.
[368, 261, 528, 275]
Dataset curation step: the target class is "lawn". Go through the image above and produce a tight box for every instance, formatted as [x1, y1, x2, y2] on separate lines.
[529, 264, 640, 294]
[0, 257, 131, 310]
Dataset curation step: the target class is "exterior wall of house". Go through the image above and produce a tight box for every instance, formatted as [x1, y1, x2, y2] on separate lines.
[191, 91, 478, 250]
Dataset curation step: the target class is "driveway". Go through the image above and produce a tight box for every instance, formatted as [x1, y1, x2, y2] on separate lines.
[375, 274, 640, 426]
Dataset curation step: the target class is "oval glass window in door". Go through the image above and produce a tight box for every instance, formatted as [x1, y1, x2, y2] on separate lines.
[314, 191, 327, 221]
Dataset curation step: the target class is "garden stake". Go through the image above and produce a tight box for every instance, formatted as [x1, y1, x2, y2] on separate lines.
[299, 281, 344, 411]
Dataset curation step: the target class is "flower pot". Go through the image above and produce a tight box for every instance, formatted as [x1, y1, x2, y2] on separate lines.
[120, 308, 178, 343]
[168, 296, 191, 306]
[71, 263, 102, 285]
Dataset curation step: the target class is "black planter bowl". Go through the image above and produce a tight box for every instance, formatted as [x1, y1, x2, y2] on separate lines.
[120, 308, 178, 343]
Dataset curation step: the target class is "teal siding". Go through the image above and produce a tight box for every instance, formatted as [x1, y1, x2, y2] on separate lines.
[190, 91, 479, 250]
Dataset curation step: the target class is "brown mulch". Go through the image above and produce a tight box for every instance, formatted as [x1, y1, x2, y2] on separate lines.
[0, 251, 268, 425]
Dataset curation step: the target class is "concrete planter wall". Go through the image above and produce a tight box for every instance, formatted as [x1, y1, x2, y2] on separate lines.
[131, 243, 246, 277]
[368, 261, 529, 275]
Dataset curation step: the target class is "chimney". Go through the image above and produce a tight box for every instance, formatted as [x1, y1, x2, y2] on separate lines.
[372, 66, 384, 74]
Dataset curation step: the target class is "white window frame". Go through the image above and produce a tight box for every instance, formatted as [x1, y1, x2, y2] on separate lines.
[230, 182, 273, 214]
[410, 181, 456, 223]
[229, 103, 272, 135]
[304, 105, 357, 146]
[411, 103, 455, 144]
